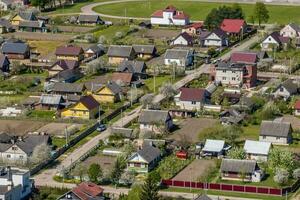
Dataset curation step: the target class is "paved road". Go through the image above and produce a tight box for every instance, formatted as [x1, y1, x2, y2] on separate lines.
[258, 71, 300, 79]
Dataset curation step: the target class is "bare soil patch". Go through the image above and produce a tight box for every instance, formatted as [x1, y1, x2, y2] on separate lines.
[36, 123, 83, 136]
[143, 29, 180, 39]
[0, 119, 46, 136]
[82, 154, 116, 175]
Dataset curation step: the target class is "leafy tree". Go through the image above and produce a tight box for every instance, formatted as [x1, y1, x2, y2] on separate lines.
[30, 143, 51, 164]
[269, 148, 295, 175]
[253, 2, 269, 27]
[228, 147, 246, 159]
[259, 101, 280, 120]
[274, 168, 289, 185]
[122, 143, 135, 157]
[140, 174, 160, 200]
[211, 87, 224, 105]
[149, 171, 161, 184]
[88, 163, 103, 183]
[127, 184, 142, 200]
[73, 163, 87, 182]
[293, 168, 300, 179]
[223, 125, 243, 145]
[110, 156, 126, 184]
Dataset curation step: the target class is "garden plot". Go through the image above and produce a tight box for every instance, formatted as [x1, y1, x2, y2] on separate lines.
[142, 29, 180, 39]
[81, 154, 117, 176]
[36, 123, 84, 137]
[0, 119, 46, 136]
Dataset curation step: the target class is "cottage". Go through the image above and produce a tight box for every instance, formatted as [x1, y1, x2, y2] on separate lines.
[107, 45, 135, 65]
[164, 49, 193, 67]
[202, 29, 228, 47]
[61, 95, 99, 119]
[48, 69, 83, 83]
[280, 23, 300, 38]
[35, 94, 64, 111]
[138, 109, 173, 134]
[0, 0, 12, 11]
[111, 72, 133, 86]
[220, 19, 247, 36]
[0, 18, 13, 33]
[175, 87, 208, 110]
[220, 159, 263, 182]
[261, 32, 290, 51]
[170, 32, 193, 46]
[150, 5, 190, 26]
[182, 22, 203, 35]
[220, 109, 245, 125]
[201, 139, 227, 158]
[127, 145, 161, 173]
[273, 79, 298, 100]
[1, 41, 30, 59]
[11, 11, 36, 26]
[0, 54, 10, 73]
[55, 45, 84, 62]
[243, 140, 271, 162]
[117, 60, 147, 79]
[133, 44, 156, 60]
[18, 20, 47, 32]
[77, 14, 103, 26]
[52, 82, 85, 96]
[91, 81, 122, 103]
[259, 120, 292, 145]
[294, 100, 300, 116]
[58, 182, 104, 200]
[85, 44, 105, 58]
[48, 60, 79, 76]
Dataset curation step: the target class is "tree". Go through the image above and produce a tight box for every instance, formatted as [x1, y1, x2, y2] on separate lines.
[88, 163, 103, 183]
[293, 168, 300, 179]
[253, 2, 269, 27]
[73, 163, 87, 182]
[140, 94, 155, 108]
[30, 143, 51, 164]
[223, 125, 243, 145]
[122, 143, 135, 158]
[127, 184, 142, 200]
[98, 35, 107, 44]
[85, 58, 107, 75]
[228, 147, 246, 159]
[274, 168, 289, 185]
[269, 148, 295, 175]
[159, 82, 177, 100]
[110, 156, 126, 184]
[140, 174, 160, 200]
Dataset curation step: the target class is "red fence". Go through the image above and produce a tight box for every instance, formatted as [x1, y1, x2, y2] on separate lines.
[162, 179, 283, 196]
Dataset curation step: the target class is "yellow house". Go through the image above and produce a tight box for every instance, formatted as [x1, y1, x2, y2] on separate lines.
[11, 11, 36, 26]
[55, 45, 84, 62]
[88, 82, 122, 103]
[107, 45, 135, 65]
[61, 95, 99, 119]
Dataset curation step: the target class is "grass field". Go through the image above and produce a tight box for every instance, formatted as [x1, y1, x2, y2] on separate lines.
[28, 41, 66, 57]
[93, 0, 300, 24]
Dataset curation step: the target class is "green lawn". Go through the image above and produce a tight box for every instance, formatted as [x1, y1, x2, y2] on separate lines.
[93, 1, 300, 24]
[93, 25, 130, 43]
[241, 125, 260, 141]
[27, 110, 56, 119]
[52, 137, 66, 149]
[144, 75, 180, 93]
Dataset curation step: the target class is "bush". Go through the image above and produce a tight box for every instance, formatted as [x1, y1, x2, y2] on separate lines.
[274, 169, 289, 185]
[293, 168, 300, 179]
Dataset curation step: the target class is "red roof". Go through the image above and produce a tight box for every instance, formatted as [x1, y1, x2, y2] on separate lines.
[179, 88, 206, 101]
[55, 45, 83, 56]
[173, 11, 189, 20]
[220, 19, 246, 33]
[184, 22, 203, 30]
[72, 182, 104, 200]
[230, 52, 258, 64]
[151, 5, 189, 20]
[295, 100, 300, 110]
[151, 10, 163, 18]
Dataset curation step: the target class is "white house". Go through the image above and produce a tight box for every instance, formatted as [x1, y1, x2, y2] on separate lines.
[261, 32, 290, 50]
[213, 62, 244, 87]
[150, 5, 190, 26]
[175, 87, 208, 110]
[280, 23, 300, 38]
[164, 49, 193, 67]
[170, 32, 193, 46]
[243, 140, 271, 162]
[203, 29, 228, 47]
[0, 167, 33, 200]
[259, 120, 292, 145]
[273, 79, 298, 100]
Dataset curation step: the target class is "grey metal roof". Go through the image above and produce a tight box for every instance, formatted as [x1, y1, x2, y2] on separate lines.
[39, 94, 63, 105]
[132, 44, 156, 54]
[202, 139, 225, 153]
[221, 159, 257, 173]
[1, 42, 29, 54]
[17, 11, 36, 21]
[279, 79, 298, 94]
[17, 134, 50, 155]
[138, 109, 170, 124]
[117, 60, 146, 74]
[135, 145, 160, 163]
[78, 14, 101, 23]
[260, 120, 291, 137]
[244, 140, 271, 156]
[0, 132, 12, 143]
[52, 82, 84, 93]
[106, 81, 122, 94]
[19, 20, 44, 28]
[107, 45, 134, 58]
[86, 44, 105, 54]
[164, 49, 190, 59]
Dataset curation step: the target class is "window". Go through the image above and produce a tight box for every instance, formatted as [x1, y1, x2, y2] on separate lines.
[222, 77, 226, 80]
[263, 136, 266, 139]
[276, 137, 280, 140]
[191, 101, 196, 105]
[20, 155, 23, 159]
[6, 154, 11, 158]
[269, 37, 271, 41]
[232, 77, 236, 81]
[223, 70, 226, 73]
[12, 147, 18, 151]
[280, 87, 284, 92]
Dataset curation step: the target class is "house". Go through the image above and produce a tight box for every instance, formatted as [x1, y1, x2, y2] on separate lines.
[0, 167, 33, 200]
[18, 20, 47, 32]
[55, 45, 84, 62]
[127, 144, 161, 173]
[261, 32, 290, 51]
[0, 54, 10, 73]
[85, 44, 105, 58]
[164, 49, 194, 67]
[231, 96, 255, 112]
[259, 120, 292, 145]
[0, 0, 12, 11]
[1, 41, 30, 59]
[182, 22, 203, 35]
[48, 69, 83, 83]
[48, 60, 79, 76]
[220, 19, 247, 36]
[211, 61, 257, 88]
[11, 11, 36, 26]
[35, 94, 65, 111]
[0, 18, 13, 33]
[138, 21, 151, 29]
[90, 81, 122, 103]
[202, 29, 229, 47]
[117, 60, 147, 79]
[220, 109, 245, 125]
[294, 100, 300, 116]
[111, 72, 133, 86]
[58, 182, 104, 200]
[138, 109, 173, 134]
[201, 139, 228, 158]
[133, 44, 156, 59]
[52, 82, 85, 96]
[273, 79, 298, 100]
[107, 45, 135, 65]
[170, 32, 193, 46]
[243, 140, 271, 162]
[220, 159, 263, 182]
[77, 14, 103, 26]
[61, 95, 99, 119]
[175, 87, 208, 110]
[280, 23, 300, 38]
[150, 5, 190, 26]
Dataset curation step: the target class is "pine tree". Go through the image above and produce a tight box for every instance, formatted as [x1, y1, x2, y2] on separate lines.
[140, 175, 159, 200]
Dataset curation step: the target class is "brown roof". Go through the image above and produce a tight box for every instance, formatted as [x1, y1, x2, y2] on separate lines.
[72, 182, 104, 200]
[55, 45, 83, 56]
[79, 95, 99, 110]
[111, 72, 133, 84]
[179, 88, 206, 102]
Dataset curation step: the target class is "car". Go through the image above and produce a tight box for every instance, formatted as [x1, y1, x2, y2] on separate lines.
[96, 124, 106, 132]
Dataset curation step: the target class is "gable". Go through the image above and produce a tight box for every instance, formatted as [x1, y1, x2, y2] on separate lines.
[50, 64, 64, 71]
[206, 33, 221, 40]
[12, 15, 23, 21]
[263, 36, 279, 44]
[5, 144, 27, 155]
[73, 102, 89, 111]
[97, 86, 113, 95]
[129, 153, 148, 163]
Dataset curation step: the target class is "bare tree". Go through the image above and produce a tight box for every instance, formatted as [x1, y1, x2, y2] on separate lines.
[159, 82, 178, 99]
[30, 143, 51, 164]
[85, 58, 107, 75]
[140, 93, 155, 108]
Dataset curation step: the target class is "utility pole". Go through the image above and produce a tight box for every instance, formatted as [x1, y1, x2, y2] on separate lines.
[65, 126, 68, 146]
